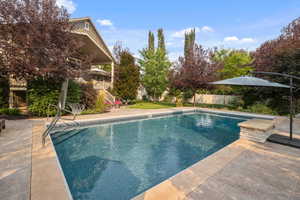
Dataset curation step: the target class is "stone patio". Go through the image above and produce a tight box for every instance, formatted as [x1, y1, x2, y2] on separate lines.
[0, 108, 300, 200]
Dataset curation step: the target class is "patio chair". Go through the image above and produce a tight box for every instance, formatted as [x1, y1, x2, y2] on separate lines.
[65, 103, 85, 120]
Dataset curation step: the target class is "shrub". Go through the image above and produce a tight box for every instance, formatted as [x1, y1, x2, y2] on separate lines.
[95, 91, 106, 112]
[67, 80, 81, 104]
[142, 95, 148, 101]
[0, 108, 20, 115]
[229, 98, 244, 108]
[28, 79, 81, 116]
[245, 103, 278, 115]
[80, 83, 97, 109]
[0, 78, 9, 108]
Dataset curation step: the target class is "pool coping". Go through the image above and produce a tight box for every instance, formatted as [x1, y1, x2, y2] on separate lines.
[41, 108, 275, 200]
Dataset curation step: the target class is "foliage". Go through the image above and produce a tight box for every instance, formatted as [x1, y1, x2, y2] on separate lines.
[251, 16, 300, 114]
[80, 83, 97, 109]
[213, 49, 253, 79]
[184, 29, 196, 58]
[158, 28, 166, 52]
[27, 79, 81, 116]
[95, 91, 107, 112]
[66, 80, 81, 104]
[0, 108, 21, 116]
[170, 44, 221, 105]
[148, 31, 155, 52]
[80, 109, 102, 115]
[139, 29, 171, 101]
[0, 0, 92, 81]
[113, 50, 140, 102]
[0, 77, 9, 107]
[113, 41, 129, 65]
[245, 103, 278, 115]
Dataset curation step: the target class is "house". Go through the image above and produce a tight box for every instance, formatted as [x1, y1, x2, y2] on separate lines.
[9, 17, 115, 111]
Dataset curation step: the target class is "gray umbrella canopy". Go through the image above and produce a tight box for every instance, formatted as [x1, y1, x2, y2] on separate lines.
[210, 76, 290, 88]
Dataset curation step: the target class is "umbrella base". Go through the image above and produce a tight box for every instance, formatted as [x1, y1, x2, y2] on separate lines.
[268, 134, 300, 149]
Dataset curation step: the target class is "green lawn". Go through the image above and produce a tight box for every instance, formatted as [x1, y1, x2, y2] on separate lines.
[127, 102, 176, 109]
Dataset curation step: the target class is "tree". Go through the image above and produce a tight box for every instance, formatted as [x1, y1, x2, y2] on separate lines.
[157, 28, 166, 53]
[113, 50, 140, 102]
[184, 29, 196, 58]
[148, 31, 155, 53]
[250, 16, 300, 114]
[0, 0, 92, 81]
[254, 16, 300, 78]
[213, 49, 253, 79]
[172, 44, 221, 106]
[139, 29, 171, 101]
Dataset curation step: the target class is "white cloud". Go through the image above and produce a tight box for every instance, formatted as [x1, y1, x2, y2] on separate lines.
[172, 27, 200, 38]
[56, 0, 76, 14]
[201, 26, 214, 32]
[240, 38, 255, 43]
[171, 26, 213, 38]
[224, 36, 255, 43]
[224, 36, 239, 42]
[97, 19, 113, 27]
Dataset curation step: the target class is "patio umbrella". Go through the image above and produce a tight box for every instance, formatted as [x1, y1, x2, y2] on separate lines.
[210, 75, 296, 143]
[210, 76, 290, 88]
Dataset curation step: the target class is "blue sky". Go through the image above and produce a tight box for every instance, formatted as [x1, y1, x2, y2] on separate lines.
[57, 0, 300, 60]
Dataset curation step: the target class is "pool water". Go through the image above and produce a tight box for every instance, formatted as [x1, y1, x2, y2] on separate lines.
[52, 112, 249, 200]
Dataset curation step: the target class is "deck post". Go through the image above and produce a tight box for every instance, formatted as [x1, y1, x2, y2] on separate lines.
[111, 61, 114, 88]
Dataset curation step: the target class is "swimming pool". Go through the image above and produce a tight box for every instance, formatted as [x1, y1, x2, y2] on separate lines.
[51, 112, 250, 200]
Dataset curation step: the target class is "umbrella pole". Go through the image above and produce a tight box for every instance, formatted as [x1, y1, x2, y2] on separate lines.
[289, 77, 293, 140]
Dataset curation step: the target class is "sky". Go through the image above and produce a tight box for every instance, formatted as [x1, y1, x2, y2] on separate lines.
[57, 0, 300, 60]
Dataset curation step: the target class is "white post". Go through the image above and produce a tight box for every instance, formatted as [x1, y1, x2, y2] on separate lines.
[111, 61, 114, 88]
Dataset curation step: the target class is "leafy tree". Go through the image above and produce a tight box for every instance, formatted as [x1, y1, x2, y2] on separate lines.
[0, 0, 92, 81]
[171, 44, 221, 106]
[139, 29, 171, 101]
[254, 17, 300, 79]
[113, 51, 140, 102]
[213, 49, 253, 79]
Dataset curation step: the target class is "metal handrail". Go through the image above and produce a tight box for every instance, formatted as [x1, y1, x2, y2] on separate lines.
[103, 89, 116, 104]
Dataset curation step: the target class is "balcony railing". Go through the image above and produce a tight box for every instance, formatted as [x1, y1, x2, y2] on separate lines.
[93, 80, 112, 90]
[9, 78, 27, 89]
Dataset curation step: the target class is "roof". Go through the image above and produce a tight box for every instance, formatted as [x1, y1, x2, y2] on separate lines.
[69, 17, 115, 63]
[210, 76, 290, 88]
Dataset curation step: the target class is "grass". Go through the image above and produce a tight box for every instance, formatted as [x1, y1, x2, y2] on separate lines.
[127, 102, 176, 109]
[127, 101, 277, 115]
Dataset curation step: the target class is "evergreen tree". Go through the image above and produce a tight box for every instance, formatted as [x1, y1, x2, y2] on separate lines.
[157, 28, 166, 53]
[114, 51, 140, 102]
[148, 31, 155, 53]
[139, 29, 171, 101]
[184, 29, 196, 58]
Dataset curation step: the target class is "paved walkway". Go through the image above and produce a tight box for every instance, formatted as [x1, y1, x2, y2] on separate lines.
[0, 120, 33, 200]
[185, 141, 300, 200]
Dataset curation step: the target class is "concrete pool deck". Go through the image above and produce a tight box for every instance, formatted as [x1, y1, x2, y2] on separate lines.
[0, 108, 300, 200]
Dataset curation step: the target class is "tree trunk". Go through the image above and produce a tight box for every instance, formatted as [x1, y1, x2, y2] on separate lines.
[193, 92, 196, 107]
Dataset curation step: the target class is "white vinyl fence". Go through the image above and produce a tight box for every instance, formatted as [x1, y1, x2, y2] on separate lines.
[187, 94, 239, 105]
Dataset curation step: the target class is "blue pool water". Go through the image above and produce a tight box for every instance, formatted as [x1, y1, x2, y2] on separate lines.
[52, 112, 249, 200]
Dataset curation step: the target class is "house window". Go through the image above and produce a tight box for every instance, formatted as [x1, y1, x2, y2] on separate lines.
[84, 22, 89, 30]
